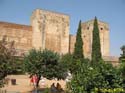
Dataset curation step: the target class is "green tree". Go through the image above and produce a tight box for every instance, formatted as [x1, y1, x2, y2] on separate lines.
[119, 45, 125, 88]
[60, 53, 78, 74]
[95, 61, 122, 89]
[0, 37, 16, 87]
[23, 49, 67, 87]
[92, 17, 102, 63]
[60, 54, 73, 72]
[73, 20, 84, 59]
[119, 45, 125, 62]
[119, 63, 125, 88]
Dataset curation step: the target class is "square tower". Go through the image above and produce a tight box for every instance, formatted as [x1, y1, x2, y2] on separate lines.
[81, 20, 110, 58]
[31, 9, 70, 54]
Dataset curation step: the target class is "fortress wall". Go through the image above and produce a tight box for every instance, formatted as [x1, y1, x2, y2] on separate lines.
[0, 10, 110, 58]
[81, 20, 110, 58]
[69, 35, 76, 54]
[0, 22, 33, 55]
[31, 9, 70, 54]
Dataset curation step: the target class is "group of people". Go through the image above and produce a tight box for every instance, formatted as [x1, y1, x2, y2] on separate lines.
[50, 83, 64, 93]
[29, 74, 64, 93]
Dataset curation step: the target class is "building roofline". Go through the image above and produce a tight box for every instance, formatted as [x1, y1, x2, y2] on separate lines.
[33, 8, 70, 17]
[0, 21, 32, 31]
[82, 19, 109, 25]
[0, 21, 31, 27]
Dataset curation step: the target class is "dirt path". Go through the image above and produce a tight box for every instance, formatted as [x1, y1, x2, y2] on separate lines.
[0, 75, 66, 93]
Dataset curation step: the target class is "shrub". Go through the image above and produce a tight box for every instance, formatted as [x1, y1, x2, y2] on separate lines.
[68, 60, 122, 93]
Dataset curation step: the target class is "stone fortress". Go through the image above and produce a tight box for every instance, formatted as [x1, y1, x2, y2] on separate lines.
[69, 20, 110, 59]
[0, 9, 118, 65]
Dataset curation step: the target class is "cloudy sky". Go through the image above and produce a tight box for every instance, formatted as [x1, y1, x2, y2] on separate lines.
[0, 0, 125, 56]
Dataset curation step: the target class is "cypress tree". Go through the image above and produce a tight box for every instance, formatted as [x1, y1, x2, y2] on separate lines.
[74, 20, 84, 59]
[92, 17, 102, 62]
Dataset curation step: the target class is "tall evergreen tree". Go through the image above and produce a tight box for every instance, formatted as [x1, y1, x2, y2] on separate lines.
[92, 17, 102, 62]
[74, 20, 84, 59]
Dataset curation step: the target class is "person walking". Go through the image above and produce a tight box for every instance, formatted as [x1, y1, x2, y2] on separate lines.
[32, 74, 38, 88]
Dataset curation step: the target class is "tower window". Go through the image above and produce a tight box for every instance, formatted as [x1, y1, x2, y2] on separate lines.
[100, 28, 103, 30]
[87, 27, 89, 30]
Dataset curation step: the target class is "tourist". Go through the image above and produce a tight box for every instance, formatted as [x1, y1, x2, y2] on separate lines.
[32, 74, 38, 88]
[29, 75, 33, 86]
[40, 76, 46, 88]
[50, 83, 57, 93]
[56, 83, 63, 92]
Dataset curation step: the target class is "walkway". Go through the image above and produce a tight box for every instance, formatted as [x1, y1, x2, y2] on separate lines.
[0, 75, 66, 93]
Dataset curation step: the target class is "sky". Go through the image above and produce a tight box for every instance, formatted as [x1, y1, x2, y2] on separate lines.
[0, 0, 125, 57]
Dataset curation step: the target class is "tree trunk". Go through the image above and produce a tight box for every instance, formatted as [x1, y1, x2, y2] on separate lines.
[36, 75, 41, 87]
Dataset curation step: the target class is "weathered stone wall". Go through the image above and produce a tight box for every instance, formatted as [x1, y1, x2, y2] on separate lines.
[31, 9, 70, 54]
[0, 10, 109, 58]
[0, 22, 32, 56]
[69, 35, 76, 54]
[0, 9, 118, 65]
[103, 56, 119, 66]
[81, 20, 110, 58]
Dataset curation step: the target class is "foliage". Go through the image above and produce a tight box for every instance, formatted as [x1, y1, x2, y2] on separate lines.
[60, 53, 77, 74]
[95, 61, 122, 88]
[118, 62, 125, 88]
[0, 37, 16, 87]
[119, 45, 125, 88]
[92, 17, 102, 63]
[60, 54, 73, 71]
[68, 60, 102, 93]
[60, 53, 89, 75]
[68, 60, 122, 93]
[23, 49, 68, 86]
[43, 88, 50, 93]
[73, 20, 84, 59]
[11, 57, 24, 74]
[93, 88, 125, 93]
[119, 45, 125, 62]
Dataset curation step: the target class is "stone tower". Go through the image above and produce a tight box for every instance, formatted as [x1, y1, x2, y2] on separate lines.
[81, 20, 110, 58]
[31, 9, 70, 54]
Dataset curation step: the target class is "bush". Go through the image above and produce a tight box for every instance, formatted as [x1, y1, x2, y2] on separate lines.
[68, 60, 122, 93]
[93, 88, 125, 93]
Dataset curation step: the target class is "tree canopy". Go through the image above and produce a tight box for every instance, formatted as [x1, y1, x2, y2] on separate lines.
[23, 49, 68, 86]
[0, 36, 16, 87]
